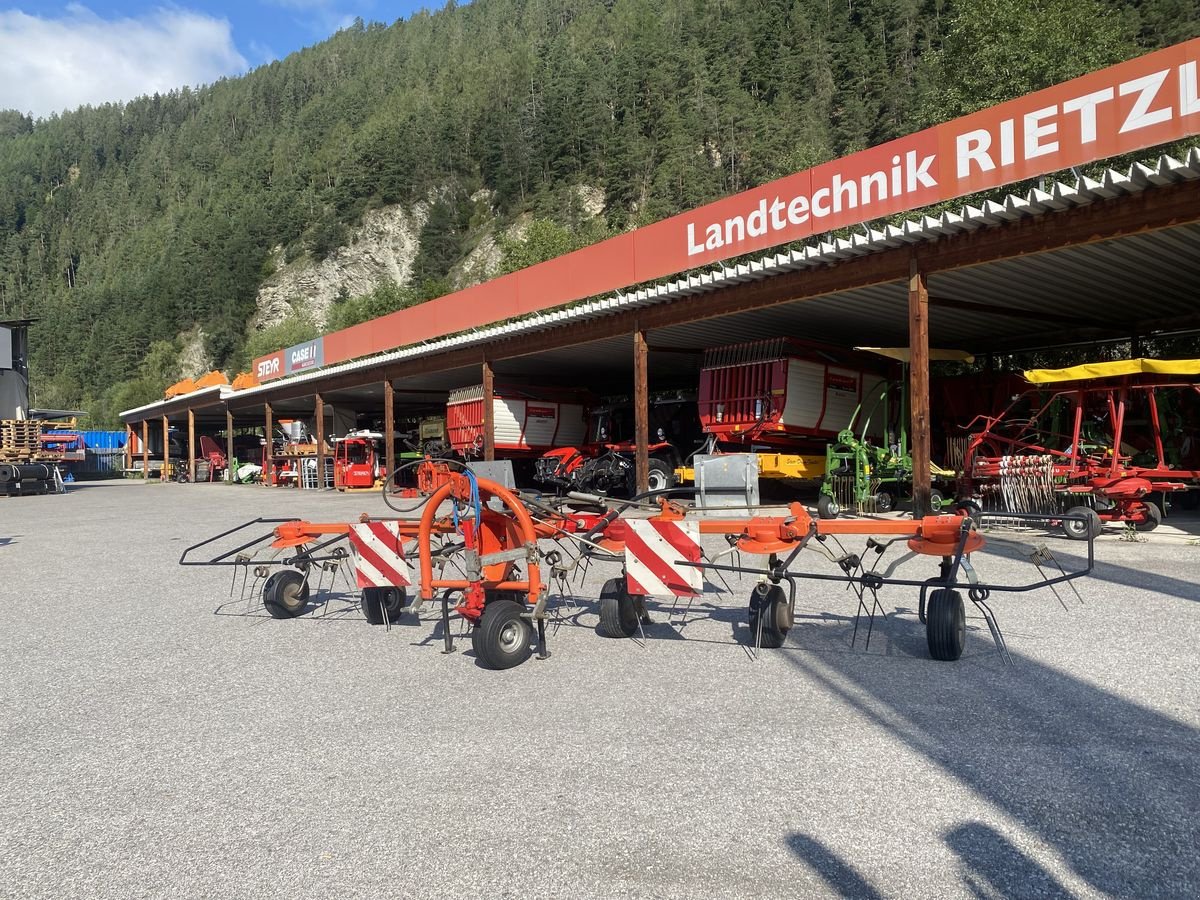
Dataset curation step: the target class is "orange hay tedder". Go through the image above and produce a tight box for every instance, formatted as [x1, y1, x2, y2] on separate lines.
[181, 459, 1093, 670]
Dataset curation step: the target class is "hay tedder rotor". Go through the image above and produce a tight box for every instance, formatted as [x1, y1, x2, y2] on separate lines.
[181, 460, 1093, 669]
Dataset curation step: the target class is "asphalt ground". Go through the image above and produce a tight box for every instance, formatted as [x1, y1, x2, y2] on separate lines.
[1, 480, 1197, 899]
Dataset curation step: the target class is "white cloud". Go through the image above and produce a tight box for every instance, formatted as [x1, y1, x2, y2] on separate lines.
[0, 4, 249, 117]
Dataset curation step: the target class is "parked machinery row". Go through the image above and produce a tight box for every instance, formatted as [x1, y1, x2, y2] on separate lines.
[179, 340, 1200, 536]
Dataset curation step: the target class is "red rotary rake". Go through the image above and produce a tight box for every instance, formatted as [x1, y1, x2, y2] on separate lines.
[180, 461, 1092, 669]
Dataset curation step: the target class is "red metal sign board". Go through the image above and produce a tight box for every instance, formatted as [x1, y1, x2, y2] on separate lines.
[252, 38, 1200, 382]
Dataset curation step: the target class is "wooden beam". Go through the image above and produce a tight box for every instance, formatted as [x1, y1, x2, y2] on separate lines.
[634, 328, 649, 495]
[264, 402, 274, 486]
[383, 381, 395, 484]
[481, 358, 495, 462]
[140, 420, 148, 478]
[124, 423, 132, 474]
[226, 409, 234, 483]
[908, 254, 932, 518]
[187, 408, 196, 483]
[161, 415, 170, 483]
[928, 294, 1089, 326]
[314, 393, 326, 490]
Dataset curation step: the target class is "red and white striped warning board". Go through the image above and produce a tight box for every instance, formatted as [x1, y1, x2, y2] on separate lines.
[624, 519, 702, 598]
[348, 521, 411, 588]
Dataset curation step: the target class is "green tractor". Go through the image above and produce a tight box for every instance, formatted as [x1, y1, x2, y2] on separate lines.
[817, 348, 965, 519]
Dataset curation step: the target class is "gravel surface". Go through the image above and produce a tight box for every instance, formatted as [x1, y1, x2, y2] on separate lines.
[1, 480, 1197, 898]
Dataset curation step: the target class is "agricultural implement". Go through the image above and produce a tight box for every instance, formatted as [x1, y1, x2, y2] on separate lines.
[818, 348, 970, 518]
[536, 392, 698, 496]
[960, 358, 1200, 537]
[180, 461, 1093, 669]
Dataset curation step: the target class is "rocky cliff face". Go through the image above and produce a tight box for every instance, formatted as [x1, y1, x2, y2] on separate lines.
[253, 203, 428, 329]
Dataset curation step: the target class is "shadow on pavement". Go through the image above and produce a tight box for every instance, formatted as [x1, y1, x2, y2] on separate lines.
[785, 832, 884, 899]
[1045, 548, 1200, 604]
[945, 821, 1072, 899]
[782, 618, 1200, 897]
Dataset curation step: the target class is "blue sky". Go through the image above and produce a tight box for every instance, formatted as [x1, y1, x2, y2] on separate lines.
[0, 2, 433, 117]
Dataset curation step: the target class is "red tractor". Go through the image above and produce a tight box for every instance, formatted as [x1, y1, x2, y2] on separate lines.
[958, 359, 1200, 537]
[334, 431, 387, 490]
[536, 393, 701, 496]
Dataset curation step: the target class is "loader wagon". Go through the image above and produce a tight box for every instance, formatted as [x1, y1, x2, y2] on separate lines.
[698, 338, 888, 450]
[446, 385, 587, 457]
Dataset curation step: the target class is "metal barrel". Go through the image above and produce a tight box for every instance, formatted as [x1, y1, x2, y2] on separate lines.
[14, 464, 53, 480]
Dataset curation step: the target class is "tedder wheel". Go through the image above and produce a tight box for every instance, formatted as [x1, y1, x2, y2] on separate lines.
[361, 586, 409, 625]
[263, 569, 310, 619]
[817, 493, 840, 519]
[747, 584, 792, 649]
[597, 576, 640, 638]
[646, 458, 676, 494]
[1062, 505, 1101, 541]
[926, 588, 966, 661]
[874, 489, 896, 513]
[927, 488, 946, 512]
[471, 599, 533, 670]
[1132, 500, 1162, 532]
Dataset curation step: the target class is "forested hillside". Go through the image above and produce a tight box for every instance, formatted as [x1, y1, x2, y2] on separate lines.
[0, 0, 1194, 424]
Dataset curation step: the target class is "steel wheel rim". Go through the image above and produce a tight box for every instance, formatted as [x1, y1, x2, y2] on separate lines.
[498, 619, 525, 654]
[647, 470, 668, 492]
[281, 579, 304, 609]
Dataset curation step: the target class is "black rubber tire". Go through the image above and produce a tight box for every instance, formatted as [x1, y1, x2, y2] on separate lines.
[646, 458, 676, 494]
[1133, 500, 1162, 532]
[927, 488, 945, 512]
[954, 498, 983, 525]
[874, 489, 896, 513]
[747, 584, 792, 649]
[471, 599, 533, 670]
[263, 569, 310, 619]
[597, 576, 640, 638]
[1062, 505, 1101, 540]
[926, 588, 966, 661]
[361, 586, 408, 625]
[817, 493, 840, 519]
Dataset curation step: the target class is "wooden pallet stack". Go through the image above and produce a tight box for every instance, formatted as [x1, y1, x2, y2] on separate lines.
[1, 419, 46, 461]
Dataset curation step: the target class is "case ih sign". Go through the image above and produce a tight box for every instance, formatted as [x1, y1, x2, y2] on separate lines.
[255, 338, 324, 381]
[251, 38, 1200, 383]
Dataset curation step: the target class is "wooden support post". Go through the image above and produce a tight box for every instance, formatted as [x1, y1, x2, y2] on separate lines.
[161, 415, 170, 483]
[264, 402, 274, 486]
[908, 254, 932, 518]
[226, 409, 234, 483]
[141, 420, 148, 478]
[634, 328, 650, 496]
[124, 423, 132, 473]
[383, 380, 395, 482]
[481, 358, 495, 462]
[187, 408, 196, 483]
[315, 393, 326, 489]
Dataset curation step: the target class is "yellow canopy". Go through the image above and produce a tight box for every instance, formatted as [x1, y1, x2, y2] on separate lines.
[1024, 358, 1200, 384]
[854, 347, 976, 363]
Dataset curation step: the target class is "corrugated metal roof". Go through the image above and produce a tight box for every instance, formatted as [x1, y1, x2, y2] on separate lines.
[120, 384, 225, 419]
[122, 146, 1200, 419]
